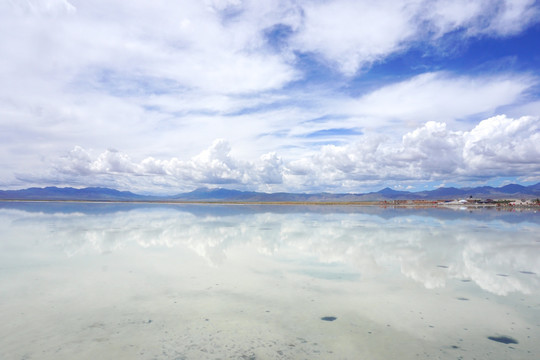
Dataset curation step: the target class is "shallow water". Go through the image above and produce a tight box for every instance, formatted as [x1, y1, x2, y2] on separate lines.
[0, 202, 539, 359]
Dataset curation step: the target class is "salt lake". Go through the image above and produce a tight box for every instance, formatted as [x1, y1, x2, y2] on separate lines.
[0, 202, 539, 359]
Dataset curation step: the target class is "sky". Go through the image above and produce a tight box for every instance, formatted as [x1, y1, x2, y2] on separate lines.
[1, 0, 539, 194]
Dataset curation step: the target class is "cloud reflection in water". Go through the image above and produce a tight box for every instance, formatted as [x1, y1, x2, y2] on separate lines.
[1, 204, 538, 296]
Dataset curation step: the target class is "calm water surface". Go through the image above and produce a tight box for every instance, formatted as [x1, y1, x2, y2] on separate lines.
[0, 203, 539, 359]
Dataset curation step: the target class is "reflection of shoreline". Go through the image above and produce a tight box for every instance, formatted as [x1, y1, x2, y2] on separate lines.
[1, 198, 539, 207]
[1, 201, 538, 225]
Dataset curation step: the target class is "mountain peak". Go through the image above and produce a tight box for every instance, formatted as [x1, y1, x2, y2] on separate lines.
[377, 187, 406, 195]
[0, 182, 539, 202]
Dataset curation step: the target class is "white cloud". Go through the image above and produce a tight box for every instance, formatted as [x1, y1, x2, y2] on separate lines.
[7, 0, 76, 16]
[422, 0, 540, 37]
[38, 115, 539, 192]
[424, 0, 485, 37]
[462, 115, 540, 175]
[348, 72, 536, 127]
[484, 0, 540, 36]
[89, 149, 138, 174]
[400, 121, 464, 175]
[289, 0, 540, 75]
[292, 0, 538, 75]
[291, 0, 417, 75]
[187, 139, 246, 184]
[0, 0, 539, 191]
[254, 152, 284, 185]
[52, 139, 285, 190]
[0, 0, 298, 96]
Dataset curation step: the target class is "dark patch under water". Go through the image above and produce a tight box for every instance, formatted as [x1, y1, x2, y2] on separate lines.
[496, 274, 509, 277]
[487, 335, 518, 344]
[519, 271, 536, 275]
[321, 316, 337, 321]
[457, 297, 469, 301]
[437, 265, 449, 268]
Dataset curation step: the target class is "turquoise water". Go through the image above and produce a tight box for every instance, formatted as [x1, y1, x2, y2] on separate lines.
[0, 203, 539, 359]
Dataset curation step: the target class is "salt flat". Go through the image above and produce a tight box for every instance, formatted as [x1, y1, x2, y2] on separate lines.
[1, 203, 538, 359]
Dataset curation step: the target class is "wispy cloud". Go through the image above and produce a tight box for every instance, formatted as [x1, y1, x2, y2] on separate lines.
[290, 0, 540, 74]
[349, 72, 537, 126]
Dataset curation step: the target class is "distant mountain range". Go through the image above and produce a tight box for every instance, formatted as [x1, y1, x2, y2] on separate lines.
[1, 183, 539, 202]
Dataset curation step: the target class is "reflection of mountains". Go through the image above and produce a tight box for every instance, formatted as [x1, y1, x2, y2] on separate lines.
[1, 201, 539, 224]
[4, 205, 539, 296]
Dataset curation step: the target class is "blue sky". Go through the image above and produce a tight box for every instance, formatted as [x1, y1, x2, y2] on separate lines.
[0, 0, 539, 194]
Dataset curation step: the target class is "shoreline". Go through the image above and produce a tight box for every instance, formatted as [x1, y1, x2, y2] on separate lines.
[1, 198, 538, 209]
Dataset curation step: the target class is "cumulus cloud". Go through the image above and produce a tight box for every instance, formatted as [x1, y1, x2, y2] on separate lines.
[44, 115, 538, 192]
[463, 115, 540, 174]
[254, 152, 284, 185]
[291, 115, 539, 188]
[53, 139, 285, 190]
